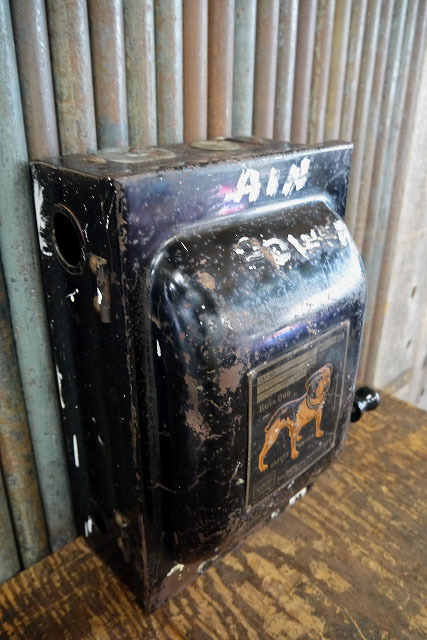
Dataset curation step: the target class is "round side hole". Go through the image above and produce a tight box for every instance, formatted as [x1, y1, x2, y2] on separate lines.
[90, 508, 108, 534]
[51, 206, 85, 274]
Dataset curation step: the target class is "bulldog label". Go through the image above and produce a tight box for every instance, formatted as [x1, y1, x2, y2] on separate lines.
[246, 322, 349, 507]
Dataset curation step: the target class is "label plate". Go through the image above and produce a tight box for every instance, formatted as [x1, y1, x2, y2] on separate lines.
[246, 321, 349, 507]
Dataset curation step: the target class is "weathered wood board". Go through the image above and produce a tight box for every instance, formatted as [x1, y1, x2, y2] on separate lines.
[0, 393, 426, 639]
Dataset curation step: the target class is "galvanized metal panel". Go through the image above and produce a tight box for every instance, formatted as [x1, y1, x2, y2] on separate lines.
[370, 4, 427, 395]
[324, 0, 352, 140]
[46, 0, 97, 154]
[154, 0, 183, 144]
[0, 0, 75, 551]
[367, 33, 427, 402]
[123, 0, 157, 147]
[274, 0, 299, 141]
[208, 0, 235, 138]
[88, 0, 128, 148]
[339, 0, 368, 140]
[0, 465, 20, 583]
[359, 0, 411, 382]
[253, 0, 280, 138]
[0, 263, 49, 567]
[352, 0, 395, 250]
[291, 0, 317, 143]
[183, 0, 208, 143]
[343, 0, 382, 238]
[232, 0, 257, 136]
[10, 0, 59, 159]
[362, 0, 420, 383]
[308, 0, 336, 143]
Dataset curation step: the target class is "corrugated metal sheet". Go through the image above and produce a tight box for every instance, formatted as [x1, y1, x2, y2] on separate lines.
[183, 0, 208, 142]
[0, 263, 49, 567]
[123, 0, 157, 146]
[1, 0, 426, 580]
[88, 0, 128, 148]
[1, 0, 75, 555]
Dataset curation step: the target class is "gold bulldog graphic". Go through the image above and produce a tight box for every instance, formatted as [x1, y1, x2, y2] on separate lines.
[258, 364, 333, 471]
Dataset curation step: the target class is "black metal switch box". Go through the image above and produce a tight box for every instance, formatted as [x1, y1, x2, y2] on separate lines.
[31, 139, 365, 611]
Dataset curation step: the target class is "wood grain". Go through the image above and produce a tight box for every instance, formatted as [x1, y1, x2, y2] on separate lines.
[0, 393, 426, 639]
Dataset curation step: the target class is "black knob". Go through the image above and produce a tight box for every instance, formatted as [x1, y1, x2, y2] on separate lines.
[351, 386, 380, 422]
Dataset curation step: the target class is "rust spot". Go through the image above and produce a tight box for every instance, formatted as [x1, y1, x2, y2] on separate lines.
[150, 315, 161, 329]
[185, 374, 199, 410]
[219, 362, 245, 395]
[196, 271, 215, 291]
[185, 409, 211, 439]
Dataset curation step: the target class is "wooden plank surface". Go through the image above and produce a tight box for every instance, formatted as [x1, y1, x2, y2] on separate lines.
[0, 393, 426, 639]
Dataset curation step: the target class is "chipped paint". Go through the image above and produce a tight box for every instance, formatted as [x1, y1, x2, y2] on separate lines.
[289, 487, 307, 506]
[32, 179, 52, 256]
[55, 366, 65, 409]
[333, 218, 349, 247]
[66, 288, 79, 303]
[266, 167, 280, 197]
[219, 362, 245, 395]
[196, 272, 216, 291]
[282, 157, 311, 196]
[287, 233, 309, 259]
[197, 555, 219, 574]
[185, 409, 211, 439]
[72, 434, 80, 468]
[84, 516, 93, 537]
[234, 168, 261, 203]
[156, 340, 161, 357]
[167, 563, 184, 577]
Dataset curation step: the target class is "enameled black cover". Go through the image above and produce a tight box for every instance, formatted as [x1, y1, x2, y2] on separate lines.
[31, 139, 365, 611]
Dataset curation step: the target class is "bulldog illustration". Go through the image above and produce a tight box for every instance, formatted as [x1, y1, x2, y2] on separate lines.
[258, 364, 333, 471]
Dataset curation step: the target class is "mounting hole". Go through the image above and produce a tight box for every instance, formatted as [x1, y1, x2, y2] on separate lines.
[51, 205, 85, 274]
[90, 507, 108, 534]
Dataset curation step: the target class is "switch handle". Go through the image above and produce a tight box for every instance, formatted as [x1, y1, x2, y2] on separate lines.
[351, 386, 380, 422]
